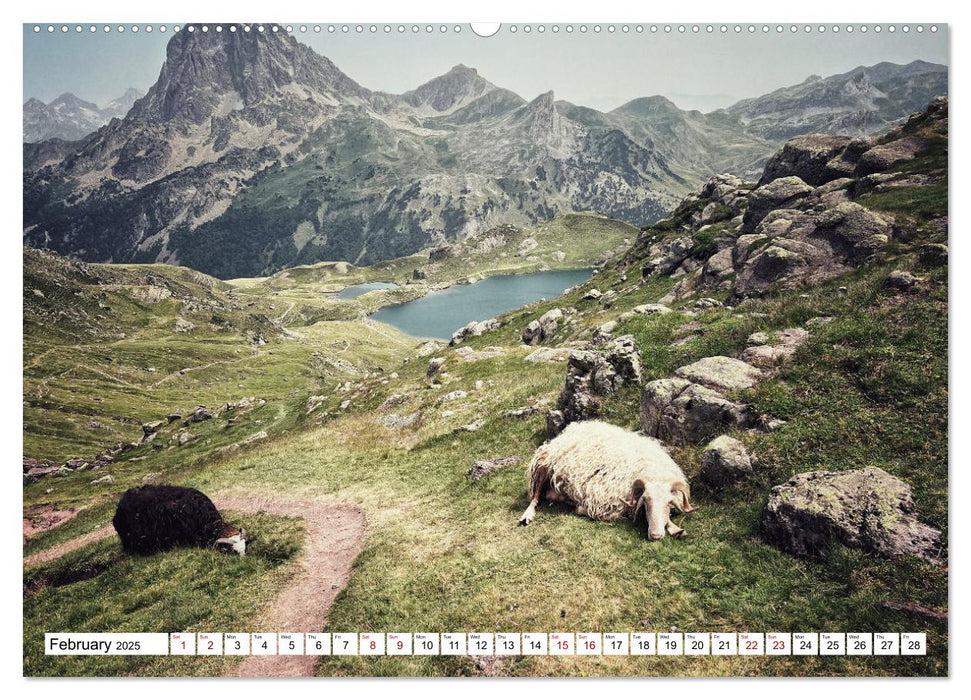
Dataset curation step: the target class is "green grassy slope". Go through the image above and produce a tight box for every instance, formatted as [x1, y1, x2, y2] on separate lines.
[22, 119, 947, 677]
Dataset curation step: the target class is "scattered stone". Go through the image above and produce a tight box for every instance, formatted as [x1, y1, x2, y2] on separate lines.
[416, 341, 445, 357]
[593, 321, 617, 343]
[183, 406, 213, 427]
[467, 456, 524, 481]
[805, 316, 834, 328]
[692, 298, 723, 311]
[700, 435, 755, 488]
[177, 430, 196, 446]
[442, 390, 468, 402]
[142, 472, 163, 483]
[633, 304, 673, 316]
[380, 412, 422, 430]
[142, 420, 165, 438]
[639, 378, 753, 445]
[427, 357, 446, 377]
[885, 270, 919, 291]
[739, 327, 810, 370]
[747, 331, 769, 346]
[174, 317, 195, 333]
[306, 395, 327, 414]
[675, 356, 764, 392]
[450, 318, 500, 346]
[762, 467, 944, 565]
[167, 413, 182, 423]
[522, 308, 564, 345]
[765, 419, 788, 431]
[524, 347, 571, 363]
[242, 430, 268, 445]
[582, 289, 602, 301]
[90, 474, 114, 485]
[457, 420, 484, 433]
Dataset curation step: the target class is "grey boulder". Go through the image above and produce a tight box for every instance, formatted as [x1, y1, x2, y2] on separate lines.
[762, 467, 944, 565]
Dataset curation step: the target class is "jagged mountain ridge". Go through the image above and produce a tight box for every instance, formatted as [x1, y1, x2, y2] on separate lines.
[721, 59, 947, 141]
[23, 25, 947, 278]
[23, 88, 144, 143]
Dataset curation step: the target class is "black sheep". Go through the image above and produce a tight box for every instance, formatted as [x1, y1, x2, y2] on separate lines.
[112, 484, 246, 555]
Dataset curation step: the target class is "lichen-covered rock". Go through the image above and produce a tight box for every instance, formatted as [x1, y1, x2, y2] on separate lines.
[642, 237, 693, 277]
[741, 176, 814, 233]
[675, 356, 764, 392]
[593, 320, 617, 343]
[855, 136, 926, 176]
[547, 335, 643, 436]
[762, 467, 944, 565]
[524, 347, 571, 363]
[700, 435, 755, 487]
[639, 377, 752, 445]
[732, 203, 891, 299]
[758, 134, 854, 187]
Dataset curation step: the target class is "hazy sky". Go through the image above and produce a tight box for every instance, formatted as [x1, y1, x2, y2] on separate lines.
[23, 23, 949, 112]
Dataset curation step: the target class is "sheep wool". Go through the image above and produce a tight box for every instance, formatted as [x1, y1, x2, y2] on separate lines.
[112, 484, 245, 555]
[520, 420, 695, 539]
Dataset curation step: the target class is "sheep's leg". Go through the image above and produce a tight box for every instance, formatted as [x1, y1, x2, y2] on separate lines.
[666, 519, 686, 539]
[520, 463, 553, 527]
[518, 496, 541, 526]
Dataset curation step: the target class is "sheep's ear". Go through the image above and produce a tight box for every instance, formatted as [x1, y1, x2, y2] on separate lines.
[628, 480, 645, 514]
[671, 482, 697, 513]
[632, 493, 647, 524]
[240, 528, 247, 540]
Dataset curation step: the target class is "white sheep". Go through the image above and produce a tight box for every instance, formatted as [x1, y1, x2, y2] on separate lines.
[517, 420, 696, 540]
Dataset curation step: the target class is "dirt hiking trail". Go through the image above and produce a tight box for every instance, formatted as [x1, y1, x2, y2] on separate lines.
[23, 491, 366, 677]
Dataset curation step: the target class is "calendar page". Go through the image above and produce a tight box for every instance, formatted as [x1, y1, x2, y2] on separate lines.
[21, 16, 949, 680]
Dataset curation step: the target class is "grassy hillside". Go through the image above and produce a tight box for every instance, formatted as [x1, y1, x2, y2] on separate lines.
[23, 109, 948, 677]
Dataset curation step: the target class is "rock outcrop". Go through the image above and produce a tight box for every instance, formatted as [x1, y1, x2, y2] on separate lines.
[546, 335, 643, 436]
[639, 377, 754, 444]
[522, 308, 564, 345]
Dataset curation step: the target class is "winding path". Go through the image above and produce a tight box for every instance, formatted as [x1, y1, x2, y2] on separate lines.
[23, 492, 366, 677]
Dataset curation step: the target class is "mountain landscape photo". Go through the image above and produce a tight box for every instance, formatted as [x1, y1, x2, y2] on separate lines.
[22, 22, 949, 679]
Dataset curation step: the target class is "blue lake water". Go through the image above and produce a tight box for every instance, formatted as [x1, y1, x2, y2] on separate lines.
[369, 268, 593, 340]
[335, 281, 400, 299]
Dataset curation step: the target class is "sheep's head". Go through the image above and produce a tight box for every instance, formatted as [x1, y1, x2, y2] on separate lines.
[215, 528, 247, 556]
[632, 480, 696, 541]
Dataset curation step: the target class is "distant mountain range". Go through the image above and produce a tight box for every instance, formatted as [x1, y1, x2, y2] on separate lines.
[22, 25, 947, 278]
[23, 88, 144, 143]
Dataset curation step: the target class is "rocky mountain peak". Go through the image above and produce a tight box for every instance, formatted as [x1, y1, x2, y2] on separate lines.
[402, 63, 496, 113]
[129, 23, 366, 124]
[610, 95, 680, 116]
